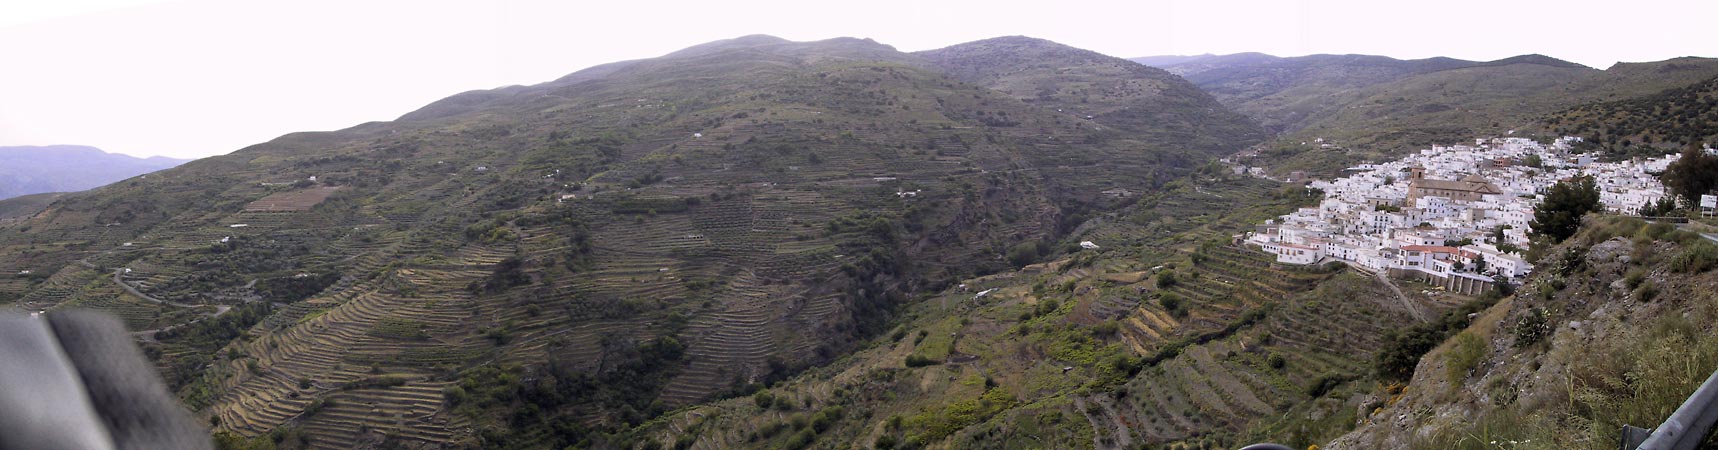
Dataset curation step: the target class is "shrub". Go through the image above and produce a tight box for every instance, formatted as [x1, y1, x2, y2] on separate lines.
[1668, 241, 1718, 273]
[1158, 293, 1188, 318]
[1007, 241, 1047, 268]
[755, 421, 787, 439]
[1156, 271, 1178, 289]
[784, 429, 816, 449]
[1305, 373, 1349, 397]
[1512, 307, 1551, 348]
[1375, 296, 1499, 381]
[1634, 282, 1659, 302]
[1624, 268, 1647, 289]
[1036, 299, 1061, 316]
[443, 385, 468, 404]
[1446, 332, 1487, 382]
[810, 406, 843, 433]
[905, 355, 940, 367]
[1090, 321, 1119, 338]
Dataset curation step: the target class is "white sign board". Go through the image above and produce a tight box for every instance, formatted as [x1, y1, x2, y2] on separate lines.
[1702, 194, 1716, 209]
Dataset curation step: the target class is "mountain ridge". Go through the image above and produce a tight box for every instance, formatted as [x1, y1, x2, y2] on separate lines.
[0, 34, 1266, 449]
[5, 34, 1716, 450]
[918, 36, 1268, 155]
[0, 145, 188, 201]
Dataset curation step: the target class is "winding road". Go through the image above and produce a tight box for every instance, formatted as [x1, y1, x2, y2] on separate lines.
[64, 247, 235, 338]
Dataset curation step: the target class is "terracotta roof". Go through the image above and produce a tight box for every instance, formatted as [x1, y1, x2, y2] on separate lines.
[1401, 245, 1458, 253]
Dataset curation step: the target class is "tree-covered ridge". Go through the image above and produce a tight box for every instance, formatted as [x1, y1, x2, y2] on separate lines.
[1543, 74, 1718, 152]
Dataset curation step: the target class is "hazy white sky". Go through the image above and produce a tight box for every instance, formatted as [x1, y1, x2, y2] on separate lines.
[3, 0, 1714, 159]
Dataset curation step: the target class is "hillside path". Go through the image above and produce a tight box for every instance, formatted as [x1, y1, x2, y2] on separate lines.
[1371, 269, 1427, 323]
[109, 267, 233, 316]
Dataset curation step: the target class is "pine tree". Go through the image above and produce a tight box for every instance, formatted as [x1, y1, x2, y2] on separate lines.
[1530, 175, 1601, 243]
[1661, 143, 1718, 207]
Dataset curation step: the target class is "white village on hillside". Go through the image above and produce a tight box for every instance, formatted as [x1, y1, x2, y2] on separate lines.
[1244, 137, 1683, 294]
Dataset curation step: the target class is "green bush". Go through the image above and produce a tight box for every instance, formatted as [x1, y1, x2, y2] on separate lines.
[1446, 332, 1487, 382]
[905, 355, 940, 367]
[1624, 268, 1647, 289]
[1007, 241, 1047, 268]
[1668, 240, 1718, 273]
[1305, 373, 1350, 397]
[784, 429, 816, 449]
[1635, 282, 1659, 302]
[1375, 296, 1499, 381]
[752, 390, 774, 409]
[1158, 293, 1188, 318]
[443, 385, 468, 404]
[1512, 307, 1551, 348]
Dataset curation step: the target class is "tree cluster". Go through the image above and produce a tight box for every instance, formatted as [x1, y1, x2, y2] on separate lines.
[1530, 175, 1601, 243]
[1661, 144, 1718, 208]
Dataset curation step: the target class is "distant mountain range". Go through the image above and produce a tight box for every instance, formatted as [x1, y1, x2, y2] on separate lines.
[0, 145, 188, 200]
[1134, 52, 1718, 173]
[3, 35, 1716, 450]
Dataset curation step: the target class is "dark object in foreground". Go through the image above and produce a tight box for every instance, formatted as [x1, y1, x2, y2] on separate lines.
[0, 311, 212, 450]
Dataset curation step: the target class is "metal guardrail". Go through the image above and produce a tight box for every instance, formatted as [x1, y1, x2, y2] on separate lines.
[1623, 367, 1718, 450]
[1243, 367, 1715, 450]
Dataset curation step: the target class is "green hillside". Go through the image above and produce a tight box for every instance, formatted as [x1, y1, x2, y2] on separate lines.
[1244, 57, 1718, 176]
[1135, 53, 1480, 134]
[624, 164, 1458, 450]
[0, 35, 1265, 449]
[919, 37, 1268, 156]
[0, 191, 64, 221]
[1543, 73, 1718, 153]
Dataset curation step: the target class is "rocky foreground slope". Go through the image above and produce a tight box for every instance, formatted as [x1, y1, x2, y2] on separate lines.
[1331, 217, 1718, 449]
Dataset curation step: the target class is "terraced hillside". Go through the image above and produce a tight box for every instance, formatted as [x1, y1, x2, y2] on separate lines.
[0, 35, 1266, 448]
[626, 168, 1467, 449]
[1133, 53, 1480, 134]
[918, 37, 1267, 156]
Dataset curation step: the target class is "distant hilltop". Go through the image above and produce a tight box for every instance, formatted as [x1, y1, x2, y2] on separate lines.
[0, 145, 189, 201]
